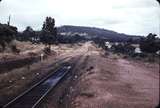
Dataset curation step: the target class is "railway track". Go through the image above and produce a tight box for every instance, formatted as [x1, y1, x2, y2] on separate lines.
[2, 57, 77, 108]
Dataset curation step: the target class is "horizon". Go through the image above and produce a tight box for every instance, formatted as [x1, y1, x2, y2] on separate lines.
[0, 0, 160, 36]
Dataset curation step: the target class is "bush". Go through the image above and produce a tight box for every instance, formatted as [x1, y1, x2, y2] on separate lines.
[140, 33, 159, 54]
[111, 43, 135, 55]
[11, 45, 20, 54]
[43, 47, 51, 55]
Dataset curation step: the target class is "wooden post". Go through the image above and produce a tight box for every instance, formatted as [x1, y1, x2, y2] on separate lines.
[40, 53, 44, 62]
[7, 15, 11, 26]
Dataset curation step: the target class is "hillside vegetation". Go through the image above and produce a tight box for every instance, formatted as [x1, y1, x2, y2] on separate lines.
[58, 25, 142, 42]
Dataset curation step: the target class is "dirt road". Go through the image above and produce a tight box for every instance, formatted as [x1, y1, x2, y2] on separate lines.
[68, 42, 159, 108]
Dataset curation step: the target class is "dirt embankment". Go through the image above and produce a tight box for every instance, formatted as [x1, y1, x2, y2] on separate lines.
[0, 41, 82, 73]
[0, 41, 44, 73]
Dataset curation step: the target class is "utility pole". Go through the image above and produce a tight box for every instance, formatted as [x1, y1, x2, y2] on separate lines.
[7, 15, 11, 26]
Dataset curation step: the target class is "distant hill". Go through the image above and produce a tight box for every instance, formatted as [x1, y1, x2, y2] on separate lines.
[57, 25, 142, 42]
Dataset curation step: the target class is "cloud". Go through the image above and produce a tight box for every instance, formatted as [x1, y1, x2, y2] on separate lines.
[112, 0, 159, 9]
[0, 0, 159, 36]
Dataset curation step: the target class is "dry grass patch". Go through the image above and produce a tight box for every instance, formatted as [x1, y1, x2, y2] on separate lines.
[0, 55, 62, 106]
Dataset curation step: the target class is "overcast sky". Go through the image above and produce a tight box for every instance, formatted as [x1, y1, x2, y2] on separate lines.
[0, 0, 159, 36]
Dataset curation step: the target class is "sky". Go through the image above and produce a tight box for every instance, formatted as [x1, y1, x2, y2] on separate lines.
[0, 0, 160, 36]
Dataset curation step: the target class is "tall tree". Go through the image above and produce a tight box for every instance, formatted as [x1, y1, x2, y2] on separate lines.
[22, 26, 35, 41]
[41, 17, 57, 49]
[0, 24, 17, 51]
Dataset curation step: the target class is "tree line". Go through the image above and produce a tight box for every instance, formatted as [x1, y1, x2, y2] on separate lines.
[0, 17, 57, 52]
[94, 33, 160, 61]
[0, 17, 87, 53]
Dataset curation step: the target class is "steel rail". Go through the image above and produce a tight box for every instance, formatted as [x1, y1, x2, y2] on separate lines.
[2, 57, 73, 108]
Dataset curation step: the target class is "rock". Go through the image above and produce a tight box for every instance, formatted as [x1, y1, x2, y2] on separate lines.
[36, 73, 40, 75]
[21, 77, 25, 80]
[9, 80, 12, 83]
[80, 91, 95, 98]
[86, 66, 94, 71]
[74, 75, 78, 79]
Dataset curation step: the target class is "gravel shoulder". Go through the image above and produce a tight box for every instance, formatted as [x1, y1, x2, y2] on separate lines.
[69, 43, 159, 108]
